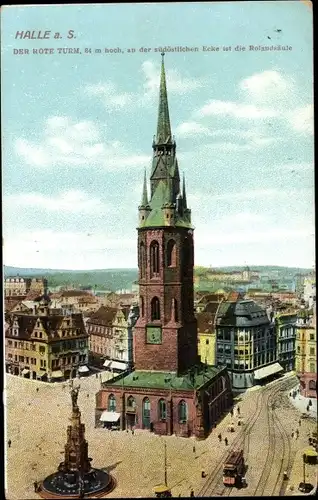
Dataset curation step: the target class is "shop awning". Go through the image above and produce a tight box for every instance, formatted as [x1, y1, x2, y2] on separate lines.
[21, 369, 29, 375]
[254, 362, 284, 381]
[78, 365, 89, 373]
[51, 370, 63, 378]
[100, 411, 121, 422]
[103, 360, 111, 368]
[110, 361, 127, 371]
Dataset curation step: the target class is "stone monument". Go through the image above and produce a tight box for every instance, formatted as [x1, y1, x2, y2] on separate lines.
[37, 383, 115, 498]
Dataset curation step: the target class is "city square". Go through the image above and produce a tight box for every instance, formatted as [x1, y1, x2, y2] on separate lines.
[5, 371, 317, 498]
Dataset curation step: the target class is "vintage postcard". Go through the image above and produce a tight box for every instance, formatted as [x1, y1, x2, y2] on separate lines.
[2, 1, 316, 499]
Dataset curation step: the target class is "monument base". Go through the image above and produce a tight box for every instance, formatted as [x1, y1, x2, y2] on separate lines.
[37, 468, 115, 499]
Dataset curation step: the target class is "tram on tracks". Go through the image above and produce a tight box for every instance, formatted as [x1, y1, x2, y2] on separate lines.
[223, 450, 245, 487]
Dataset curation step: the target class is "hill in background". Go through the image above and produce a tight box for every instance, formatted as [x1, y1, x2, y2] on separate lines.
[3, 265, 312, 293]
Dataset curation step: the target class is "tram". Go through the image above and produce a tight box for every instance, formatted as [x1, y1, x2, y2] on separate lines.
[223, 450, 245, 487]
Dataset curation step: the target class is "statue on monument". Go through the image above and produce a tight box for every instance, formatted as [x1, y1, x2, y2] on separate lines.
[70, 385, 80, 409]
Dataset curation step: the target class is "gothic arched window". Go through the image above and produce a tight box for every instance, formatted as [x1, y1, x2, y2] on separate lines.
[139, 242, 145, 278]
[166, 239, 176, 267]
[158, 399, 167, 421]
[108, 394, 116, 412]
[178, 400, 188, 423]
[127, 395, 136, 409]
[150, 240, 160, 276]
[182, 237, 192, 277]
[151, 297, 160, 321]
[309, 380, 316, 390]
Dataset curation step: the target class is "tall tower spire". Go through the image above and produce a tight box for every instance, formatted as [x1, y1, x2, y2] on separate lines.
[156, 52, 172, 144]
[141, 168, 148, 206]
[182, 173, 187, 209]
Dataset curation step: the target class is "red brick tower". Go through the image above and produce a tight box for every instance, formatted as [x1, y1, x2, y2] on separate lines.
[134, 53, 199, 375]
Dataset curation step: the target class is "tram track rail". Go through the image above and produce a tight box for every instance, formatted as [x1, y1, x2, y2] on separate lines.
[198, 375, 298, 497]
[246, 377, 296, 497]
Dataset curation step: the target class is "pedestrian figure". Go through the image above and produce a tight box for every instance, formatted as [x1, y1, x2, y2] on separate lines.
[36, 387, 39, 392]
[132, 428, 135, 435]
[306, 404, 310, 412]
[87, 393, 89, 398]
[190, 489, 194, 497]
[8, 439, 11, 448]
[193, 445, 196, 453]
[237, 406, 240, 416]
[291, 431, 294, 438]
[299, 419, 301, 426]
[296, 429, 299, 439]
[224, 437, 228, 446]
[230, 409, 234, 417]
[309, 399, 312, 407]
[218, 433, 222, 442]
[96, 373, 98, 379]
[34, 481, 38, 493]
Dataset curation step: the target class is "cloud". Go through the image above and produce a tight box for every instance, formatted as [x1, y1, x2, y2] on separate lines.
[175, 121, 212, 138]
[217, 212, 268, 225]
[84, 82, 135, 111]
[141, 60, 204, 98]
[3, 230, 137, 270]
[190, 187, 312, 203]
[175, 122, 281, 149]
[5, 190, 109, 215]
[83, 60, 204, 112]
[288, 104, 314, 135]
[196, 99, 278, 119]
[15, 116, 150, 170]
[239, 70, 293, 103]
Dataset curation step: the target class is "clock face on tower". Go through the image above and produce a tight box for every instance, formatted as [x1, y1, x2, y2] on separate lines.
[146, 326, 162, 344]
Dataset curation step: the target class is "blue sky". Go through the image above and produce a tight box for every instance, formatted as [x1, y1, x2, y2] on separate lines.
[2, 1, 314, 270]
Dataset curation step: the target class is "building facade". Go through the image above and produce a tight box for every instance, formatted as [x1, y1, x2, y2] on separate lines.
[5, 298, 89, 381]
[87, 307, 117, 366]
[87, 306, 131, 372]
[95, 55, 232, 439]
[275, 310, 297, 372]
[216, 293, 280, 390]
[295, 311, 317, 398]
[4, 276, 31, 297]
[197, 312, 217, 366]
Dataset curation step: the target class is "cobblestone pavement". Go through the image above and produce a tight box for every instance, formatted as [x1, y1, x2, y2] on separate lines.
[4, 372, 317, 499]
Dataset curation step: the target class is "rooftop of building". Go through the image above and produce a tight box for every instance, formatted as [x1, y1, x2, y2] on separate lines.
[216, 297, 270, 327]
[197, 312, 216, 333]
[196, 292, 225, 305]
[102, 365, 224, 391]
[6, 311, 86, 339]
[86, 306, 118, 325]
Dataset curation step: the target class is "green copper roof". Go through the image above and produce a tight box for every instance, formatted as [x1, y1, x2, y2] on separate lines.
[104, 366, 223, 391]
[156, 53, 172, 144]
[139, 182, 192, 228]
